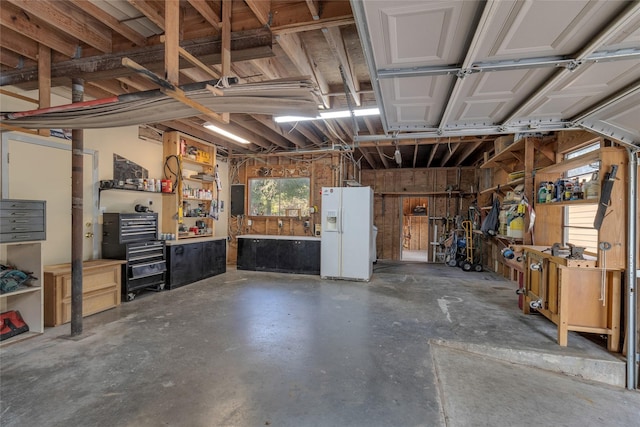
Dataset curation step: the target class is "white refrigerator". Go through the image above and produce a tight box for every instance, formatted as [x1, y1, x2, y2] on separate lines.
[320, 186, 374, 281]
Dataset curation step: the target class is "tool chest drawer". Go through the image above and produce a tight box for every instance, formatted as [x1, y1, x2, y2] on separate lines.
[0, 199, 46, 243]
[102, 213, 158, 244]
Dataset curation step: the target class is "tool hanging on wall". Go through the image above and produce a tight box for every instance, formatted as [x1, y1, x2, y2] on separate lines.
[593, 165, 618, 230]
[598, 241, 612, 307]
[209, 164, 222, 220]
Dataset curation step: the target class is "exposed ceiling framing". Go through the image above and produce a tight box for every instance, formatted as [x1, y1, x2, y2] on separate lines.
[1, 1, 638, 171]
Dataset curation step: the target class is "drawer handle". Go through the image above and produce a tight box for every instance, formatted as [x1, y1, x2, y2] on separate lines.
[11, 220, 29, 223]
[10, 212, 28, 216]
[12, 227, 28, 231]
[12, 235, 31, 239]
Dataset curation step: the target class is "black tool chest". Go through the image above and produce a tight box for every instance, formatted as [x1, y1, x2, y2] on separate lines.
[102, 213, 166, 301]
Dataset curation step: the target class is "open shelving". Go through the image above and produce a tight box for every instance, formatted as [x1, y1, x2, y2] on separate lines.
[162, 131, 217, 241]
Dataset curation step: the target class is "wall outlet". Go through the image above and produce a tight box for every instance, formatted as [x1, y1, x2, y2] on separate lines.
[247, 219, 252, 226]
[278, 220, 283, 228]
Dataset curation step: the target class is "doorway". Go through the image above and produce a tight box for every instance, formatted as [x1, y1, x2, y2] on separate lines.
[2, 132, 99, 264]
[400, 197, 429, 262]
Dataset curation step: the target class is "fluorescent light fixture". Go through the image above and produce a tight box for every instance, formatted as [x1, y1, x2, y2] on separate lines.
[274, 107, 380, 123]
[203, 123, 250, 144]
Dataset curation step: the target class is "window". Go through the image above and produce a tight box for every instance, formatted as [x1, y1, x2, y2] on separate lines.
[248, 177, 310, 217]
[563, 143, 599, 253]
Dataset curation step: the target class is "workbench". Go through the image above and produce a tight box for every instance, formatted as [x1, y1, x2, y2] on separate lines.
[519, 245, 621, 351]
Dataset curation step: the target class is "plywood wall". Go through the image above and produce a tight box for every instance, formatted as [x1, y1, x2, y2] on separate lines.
[226, 152, 340, 264]
[361, 167, 478, 260]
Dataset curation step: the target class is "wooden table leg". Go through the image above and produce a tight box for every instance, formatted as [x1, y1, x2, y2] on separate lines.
[607, 271, 621, 352]
[558, 274, 569, 346]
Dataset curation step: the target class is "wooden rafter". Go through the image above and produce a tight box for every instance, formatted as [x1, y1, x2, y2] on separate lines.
[164, 0, 180, 85]
[412, 142, 419, 168]
[0, 27, 38, 60]
[0, 2, 78, 58]
[232, 117, 290, 149]
[245, 0, 271, 26]
[426, 144, 438, 168]
[251, 115, 308, 148]
[127, 0, 166, 31]
[305, 0, 321, 20]
[322, 26, 360, 106]
[7, 0, 113, 53]
[440, 142, 461, 167]
[72, 0, 147, 47]
[37, 43, 51, 137]
[0, 50, 24, 69]
[187, 0, 221, 31]
[359, 147, 376, 169]
[0, 28, 274, 86]
[455, 141, 484, 166]
[276, 32, 330, 108]
[272, 16, 354, 35]
[375, 144, 389, 169]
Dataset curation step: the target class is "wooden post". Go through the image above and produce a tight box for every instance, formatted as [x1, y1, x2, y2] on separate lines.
[37, 44, 51, 137]
[70, 78, 84, 337]
[165, 0, 180, 85]
[524, 137, 534, 245]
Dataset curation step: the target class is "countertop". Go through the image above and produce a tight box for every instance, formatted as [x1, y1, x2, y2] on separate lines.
[237, 234, 320, 241]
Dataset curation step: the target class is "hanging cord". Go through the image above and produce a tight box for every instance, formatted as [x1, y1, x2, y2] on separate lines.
[164, 154, 182, 192]
[599, 241, 612, 306]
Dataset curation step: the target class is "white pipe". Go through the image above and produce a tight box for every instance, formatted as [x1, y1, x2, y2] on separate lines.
[627, 148, 638, 390]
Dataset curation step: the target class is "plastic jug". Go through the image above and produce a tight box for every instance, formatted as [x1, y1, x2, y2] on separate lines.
[585, 172, 600, 199]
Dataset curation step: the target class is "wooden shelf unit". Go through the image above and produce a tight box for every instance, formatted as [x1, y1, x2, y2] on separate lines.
[533, 146, 627, 269]
[0, 241, 43, 346]
[162, 131, 217, 241]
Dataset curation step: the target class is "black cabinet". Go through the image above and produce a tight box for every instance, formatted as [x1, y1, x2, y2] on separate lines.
[237, 237, 320, 275]
[166, 238, 226, 289]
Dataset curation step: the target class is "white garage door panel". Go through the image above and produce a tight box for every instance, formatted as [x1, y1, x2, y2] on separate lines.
[518, 60, 640, 119]
[482, 0, 625, 60]
[452, 68, 556, 124]
[365, 0, 474, 68]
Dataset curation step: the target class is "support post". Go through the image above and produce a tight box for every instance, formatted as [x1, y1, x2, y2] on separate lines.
[70, 78, 84, 337]
[627, 148, 638, 389]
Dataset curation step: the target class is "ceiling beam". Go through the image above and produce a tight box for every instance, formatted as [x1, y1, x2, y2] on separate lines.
[454, 141, 484, 166]
[426, 144, 438, 168]
[358, 147, 377, 169]
[187, 0, 221, 31]
[276, 32, 330, 107]
[73, 0, 148, 47]
[297, 122, 324, 146]
[375, 144, 389, 169]
[231, 117, 290, 149]
[322, 26, 360, 106]
[412, 142, 419, 168]
[0, 2, 79, 58]
[164, 0, 180, 85]
[0, 49, 24, 69]
[251, 114, 308, 148]
[245, 0, 271, 26]
[0, 27, 38, 60]
[439, 142, 461, 167]
[272, 17, 354, 36]
[305, 0, 321, 20]
[7, 0, 113, 53]
[0, 29, 273, 86]
[127, 0, 166, 31]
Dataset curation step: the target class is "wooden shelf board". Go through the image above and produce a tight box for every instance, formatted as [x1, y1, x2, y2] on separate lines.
[495, 235, 523, 242]
[481, 138, 525, 169]
[537, 149, 600, 175]
[182, 197, 213, 202]
[182, 176, 214, 184]
[479, 177, 525, 195]
[535, 199, 598, 207]
[181, 157, 212, 168]
[0, 331, 41, 347]
[376, 191, 464, 196]
[178, 233, 213, 239]
[0, 286, 41, 299]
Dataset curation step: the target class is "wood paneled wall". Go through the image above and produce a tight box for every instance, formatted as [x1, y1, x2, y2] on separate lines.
[226, 152, 343, 264]
[361, 167, 478, 260]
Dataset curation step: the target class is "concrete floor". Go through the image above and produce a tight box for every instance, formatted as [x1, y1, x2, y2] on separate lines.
[1, 261, 638, 426]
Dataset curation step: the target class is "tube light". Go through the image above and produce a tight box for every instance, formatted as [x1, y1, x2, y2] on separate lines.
[274, 107, 380, 123]
[203, 123, 250, 144]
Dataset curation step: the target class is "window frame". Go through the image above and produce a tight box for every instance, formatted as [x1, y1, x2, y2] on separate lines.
[247, 176, 311, 218]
